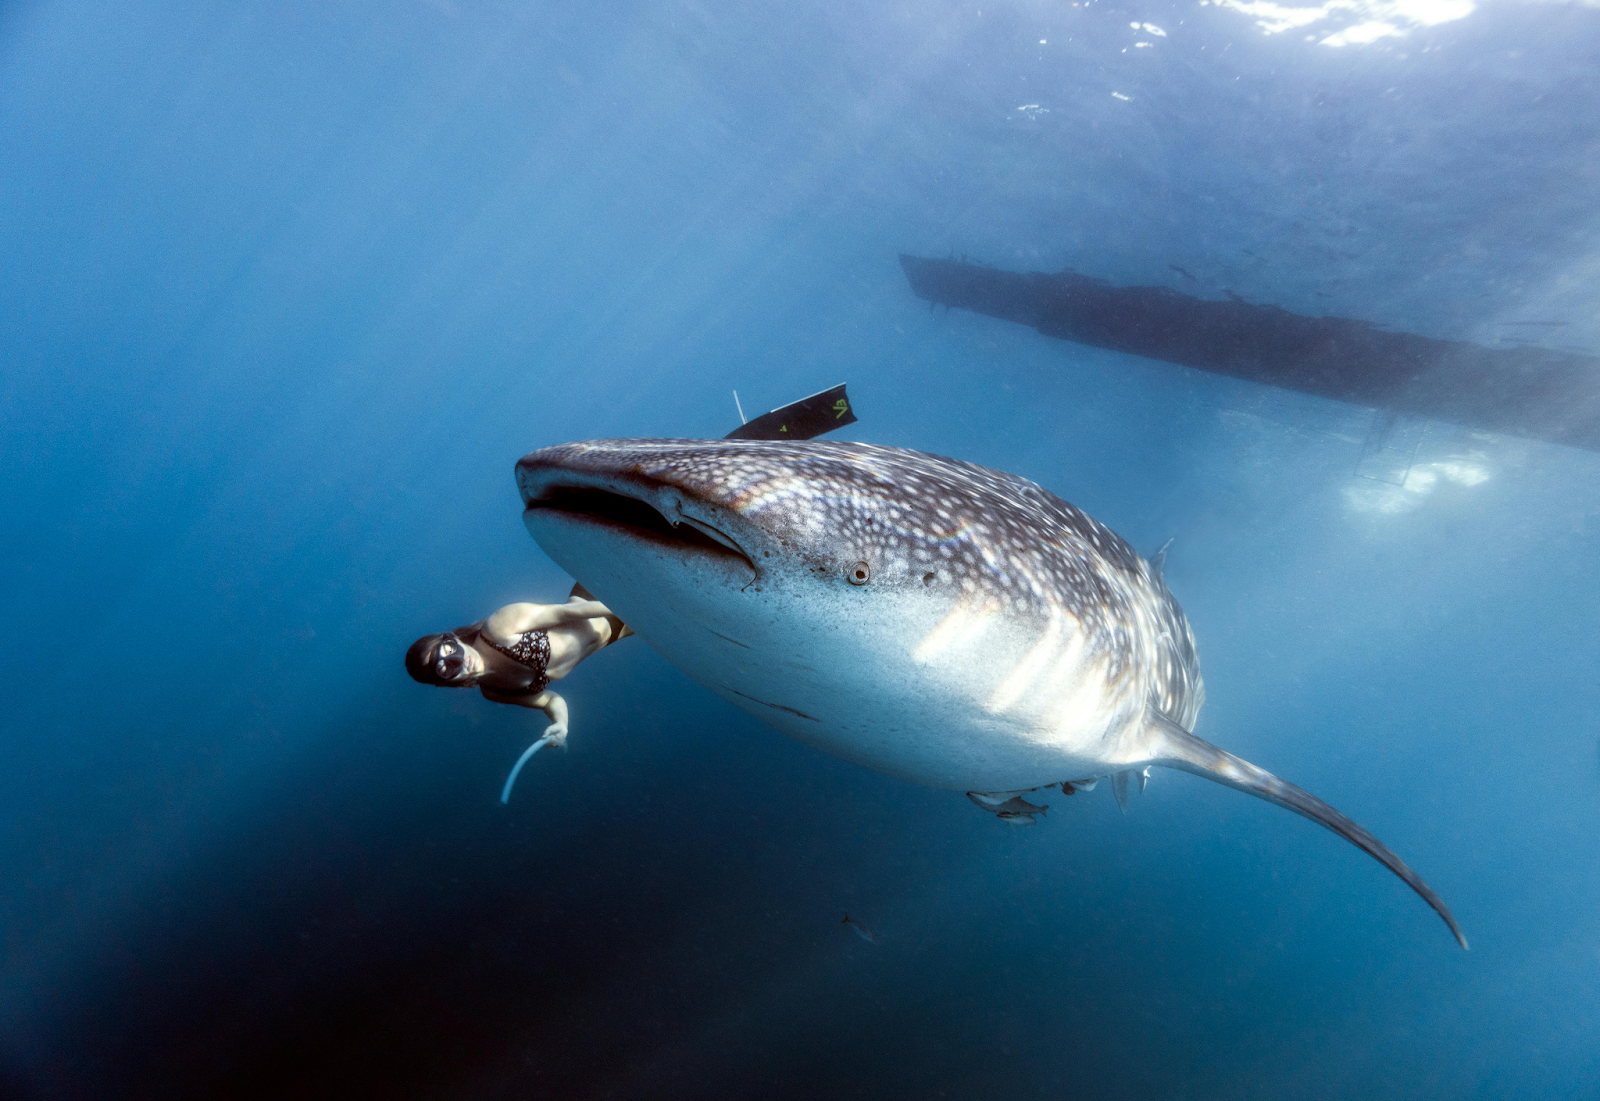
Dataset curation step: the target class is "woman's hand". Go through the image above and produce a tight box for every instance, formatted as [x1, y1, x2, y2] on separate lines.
[542, 720, 569, 747]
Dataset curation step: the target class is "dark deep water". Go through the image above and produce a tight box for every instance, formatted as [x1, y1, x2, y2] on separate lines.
[4, 1, 1600, 1097]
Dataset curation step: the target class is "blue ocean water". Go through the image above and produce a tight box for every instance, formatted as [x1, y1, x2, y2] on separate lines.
[3, 0, 1599, 1095]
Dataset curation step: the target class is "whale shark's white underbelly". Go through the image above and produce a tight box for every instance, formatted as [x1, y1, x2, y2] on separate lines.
[532, 513, 1142, 791]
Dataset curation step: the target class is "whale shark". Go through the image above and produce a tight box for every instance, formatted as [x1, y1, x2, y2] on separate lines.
[515, 438, 1466, 948]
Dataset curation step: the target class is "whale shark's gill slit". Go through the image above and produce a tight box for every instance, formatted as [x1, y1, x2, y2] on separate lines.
[524, 487, 755, 570]
[707, 629, 752, 649]
[1145, 712, 1467, 950]
[728, 689, 819, 721]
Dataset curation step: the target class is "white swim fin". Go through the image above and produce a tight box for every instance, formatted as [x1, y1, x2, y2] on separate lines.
[500, 734, 556, 804]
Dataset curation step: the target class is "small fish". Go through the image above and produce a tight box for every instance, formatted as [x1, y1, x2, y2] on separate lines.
[966, 790, 1049, 825]
[842, 914, 876, 943]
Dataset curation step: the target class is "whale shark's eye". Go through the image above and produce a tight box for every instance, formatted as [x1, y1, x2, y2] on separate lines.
[847, 561, 871, 585]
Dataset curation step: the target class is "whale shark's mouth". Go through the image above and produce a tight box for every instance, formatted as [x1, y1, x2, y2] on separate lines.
[523, 486, 756, 571]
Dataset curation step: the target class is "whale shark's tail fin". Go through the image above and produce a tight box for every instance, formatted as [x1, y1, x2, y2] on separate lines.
[1143, 712, 1467, 950]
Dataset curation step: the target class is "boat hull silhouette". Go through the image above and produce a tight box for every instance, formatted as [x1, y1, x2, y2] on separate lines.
[900, 254, 1600, 452]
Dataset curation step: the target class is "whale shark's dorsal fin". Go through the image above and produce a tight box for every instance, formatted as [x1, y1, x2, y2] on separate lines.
[1150, 537, 1175, 580]
[1142, 711, 1468, 950]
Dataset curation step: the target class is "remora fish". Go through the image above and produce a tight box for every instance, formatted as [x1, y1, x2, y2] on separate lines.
[515, 438, 1466, 948]
[842, 914, 876, 943]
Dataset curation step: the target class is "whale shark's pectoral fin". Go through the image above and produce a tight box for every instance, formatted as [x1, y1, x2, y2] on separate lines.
[967, 790, 1049, 825]
[1142, 712, 1467, 950]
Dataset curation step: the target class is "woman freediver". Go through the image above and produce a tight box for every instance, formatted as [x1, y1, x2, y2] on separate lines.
[405, 585, 631, 802]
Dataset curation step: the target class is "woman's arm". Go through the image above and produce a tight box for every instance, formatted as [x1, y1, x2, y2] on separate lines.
[481, 687, 568, 739]
[536, 692, 569, 742]
[481, 686, 553, 710]
[494, 691, 571, 804]
[485, 600, 616, 635]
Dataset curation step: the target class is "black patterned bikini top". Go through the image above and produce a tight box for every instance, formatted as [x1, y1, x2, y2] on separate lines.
[481, 629, 551, 695]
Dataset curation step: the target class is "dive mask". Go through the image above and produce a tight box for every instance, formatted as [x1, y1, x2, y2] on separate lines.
[434, 633, 470, 681]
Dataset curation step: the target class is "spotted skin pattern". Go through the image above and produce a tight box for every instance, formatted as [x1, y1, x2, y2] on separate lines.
[522, 438, 1203, 734]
